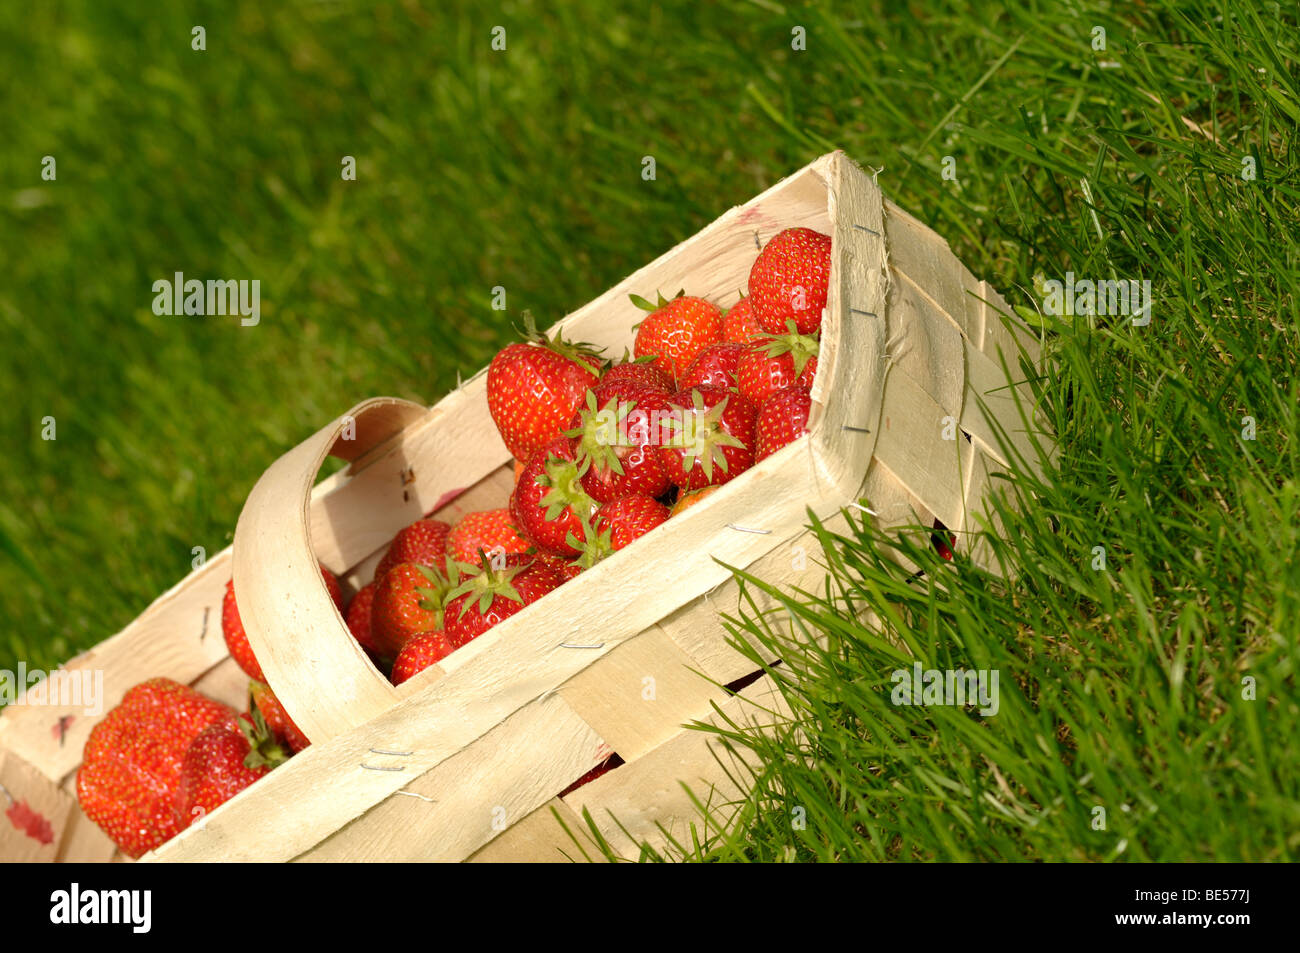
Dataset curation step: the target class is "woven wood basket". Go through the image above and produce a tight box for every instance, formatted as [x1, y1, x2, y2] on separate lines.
[0, 151, 1044, 862]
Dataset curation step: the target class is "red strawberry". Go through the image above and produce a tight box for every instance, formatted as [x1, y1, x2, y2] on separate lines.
[445, 509, 531, 567]
[77, 678, 235, 858]
[370, 562, 451, 657]
[567, 387, 672, 504]
[443, 558, 562, 647]
[658, 387, 757, 490]
[512, 437, 598, 557]
[632, 293, 723, 383]
[679, 342, 747, 392]
[176, 712, 285, 821]
[599, 359, 673, 395]
[533, 551, 584, 583]
[736, 322, 820, 406]
[249, 680, 311, 754]
[345, 581, 380, 656]
[722, 295, 763, 343]
[595, 494, 669, 550]
[487, 313, 604, 462]
[223, 564, 343, 682]
[374, 519, 451, 581]
[749, 227, 832, 335]
[390, 630, 455, 685]
[755, 386, 813, 462]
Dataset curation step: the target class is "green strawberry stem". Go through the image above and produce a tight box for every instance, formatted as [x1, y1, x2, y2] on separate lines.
[240, 704, 290, 771]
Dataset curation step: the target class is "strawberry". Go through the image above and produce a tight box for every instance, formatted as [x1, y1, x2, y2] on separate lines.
[445, 509, 531, 567]
[487, 312, 604, 462]
[223, 563, 343, 682]
[391, 630, 455, 685]
[533, 551, 584, 583]
[669, 484, 721, 517]
[512, 436, 598, 556]
[567, 388, 672, 504]
[598, 359, 673, 395]
[631, 293, 723, 383]
[77, 678, 235, 858]
[370, 562, 452, 657]
[345, 581, 380, 656]
[679, 341, 747, 392]
[735, 322, 820, 406]
[658, 387, 757, 490]
[755, 386, 813, 462]
[176, 712, 285, 821]
[374, 519, 451, 581]
[595, 494, 669, 550]
[722, 295, 763, 343]
[443, 557, 562, 647]
[749, 227, 832, 335]
[249, 680, 311, 754]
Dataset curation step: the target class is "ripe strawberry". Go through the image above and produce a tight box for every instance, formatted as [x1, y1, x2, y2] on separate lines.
[669, 484, 721, 517]
[755, 386, 813, 462]
[370, 562, 451, 657]
[176, 712, 285, 820]
[77, 678, 235, 858]
[250, 680, 311, 754]
[567, 388, 672, 504]
[223, 563, 343, 682]
[445, 509, 531, 567]
[443, 557, 562, 647]
[658, 387, 757, 490]
[345, 581, 380, 656]
[391, 630, 455, 685]
[722, 295, 763, 343]
[735, 322, 820, 406]
[749, 227, 832, 335]
[679, 342, 746, 392]
[595, 494, 669, 550]
[533, 551, 584, 583]
[512, 437, 598, 556]
[374, 519, 451, 581]
[632, 293, 723, 383]
[487, 313, 604, 462]
[599, 359, 673, 395]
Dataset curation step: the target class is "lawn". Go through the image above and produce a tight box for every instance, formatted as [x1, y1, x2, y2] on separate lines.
[1, 0, 1296, 861]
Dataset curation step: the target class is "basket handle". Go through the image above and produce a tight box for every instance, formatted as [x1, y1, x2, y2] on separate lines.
[232, 397, 428, 743]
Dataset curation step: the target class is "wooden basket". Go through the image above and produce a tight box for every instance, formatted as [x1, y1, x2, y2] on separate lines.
[0, 151, 1044, 862]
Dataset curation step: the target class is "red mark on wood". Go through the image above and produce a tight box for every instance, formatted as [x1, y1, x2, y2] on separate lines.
[427, 487, 466, 515]
[51, 714, 74, 744]
[737, 205, 766, 225]
[6, 800, 55, 845]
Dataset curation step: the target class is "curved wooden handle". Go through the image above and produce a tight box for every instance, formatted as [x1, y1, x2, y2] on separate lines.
[232, 397, 429, 743]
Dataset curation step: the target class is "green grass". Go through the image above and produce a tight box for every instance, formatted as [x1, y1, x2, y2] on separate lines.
[3, 0, 1297, 861]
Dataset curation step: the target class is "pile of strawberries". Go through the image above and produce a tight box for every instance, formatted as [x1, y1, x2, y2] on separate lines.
[75, 225, 831, 857]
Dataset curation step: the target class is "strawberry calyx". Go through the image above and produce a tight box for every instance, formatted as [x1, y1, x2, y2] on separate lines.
[535, 453, 597, 524]
[628, 289, 686, 313]
[517, 309, 607, 370]
[565, 513, 615, 570]
[565, 390, 636, 477]
[755, 320, 820, 379]
[668, 389, 747, 483]
[444, 555, 527, 620]
[239, 704, 289, 772]
[412, 563, 453, 624]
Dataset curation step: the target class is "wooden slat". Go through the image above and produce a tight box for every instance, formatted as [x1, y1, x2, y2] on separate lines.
[884, 267, 966, 420]
[293, 694, 605, 862]
[564, 673, 793, 860]
[0, 751, 76, 862]
[559, 628, 724, 763]
[467, 797, 606, 863]
[881, 201, 980, 341]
